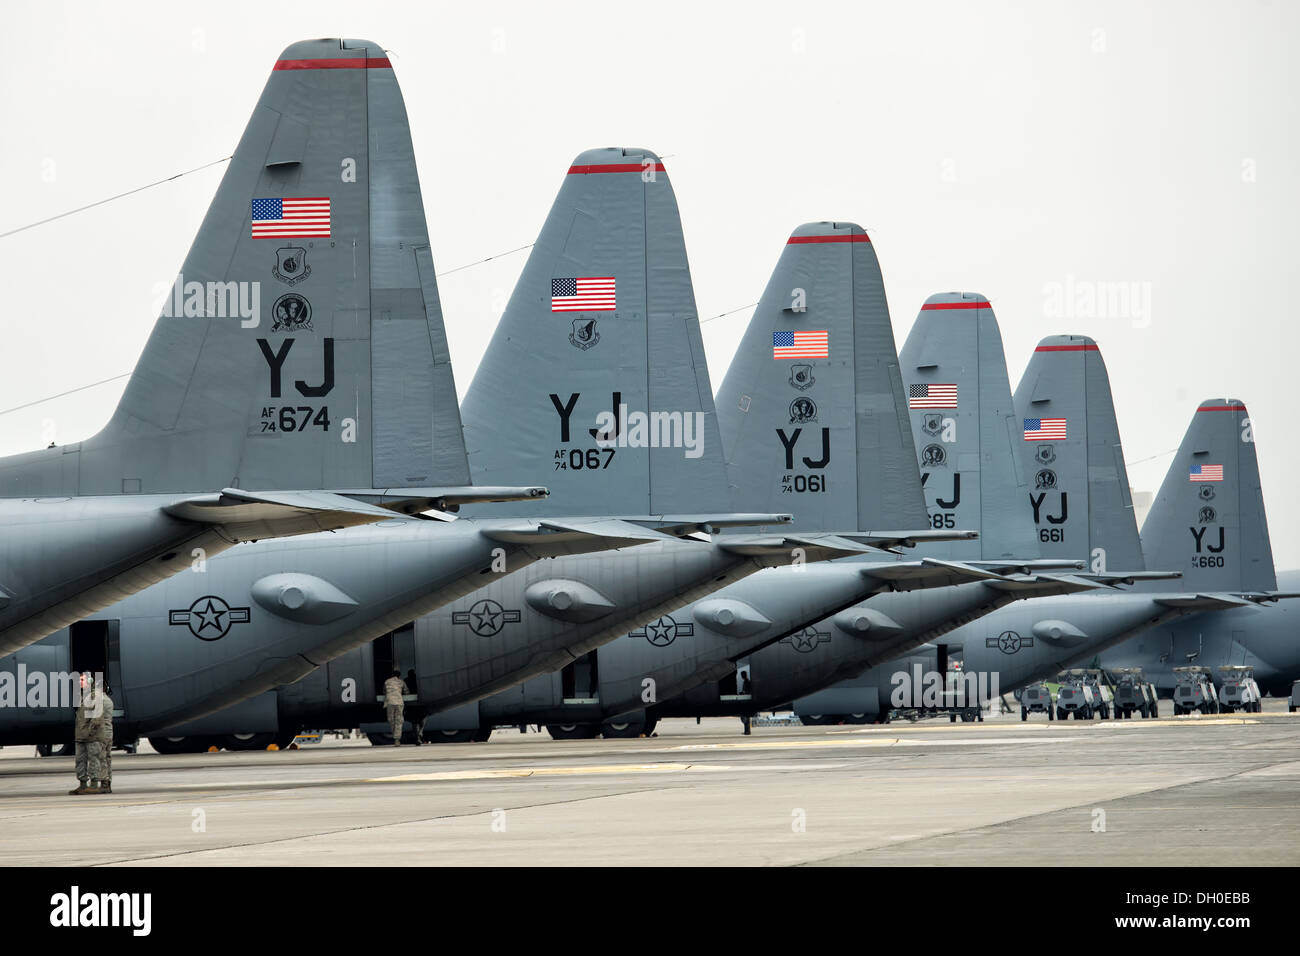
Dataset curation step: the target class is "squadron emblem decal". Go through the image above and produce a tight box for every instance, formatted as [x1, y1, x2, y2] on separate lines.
[452, 599, 522, 637]
[273, 246, 311, 285]
[629, 615, 694, 647]
[788, 364, 815, 390]
[569, 318, 600, 350]
[169, 595, 251, 642]
[1035, 468, 1058, 489]
[789, 397, 818, 424]
[1197, 505, 1217, 524]
[921, 443, 947, 467]
[270, 292, 313, 332]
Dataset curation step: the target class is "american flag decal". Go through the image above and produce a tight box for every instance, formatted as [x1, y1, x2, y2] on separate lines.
[772, 330, 829, 359]
[1023, 418, 1067, 440]
[1189, 464, 1224, 482]
[909, 383, 958, 409]
[551, 277, 616, 312]
[250, 197, 331, 238]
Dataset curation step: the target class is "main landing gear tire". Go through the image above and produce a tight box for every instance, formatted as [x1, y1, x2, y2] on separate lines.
[223, 732, 277, 751]
[35, 742, 74, 757]
[423, 729, 479, 744]
[601, 718, 647, 739]
[798, 715, 832, 726]
[148, 736, 219, 755]
[547, 723, 600, 741]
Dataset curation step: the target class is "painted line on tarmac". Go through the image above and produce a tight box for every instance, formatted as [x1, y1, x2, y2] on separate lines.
[827, 722, 1055, 735]
[667, 735, 1077, 753]
[1095, 717, 1257, 728]
[366, 762, 734, 783]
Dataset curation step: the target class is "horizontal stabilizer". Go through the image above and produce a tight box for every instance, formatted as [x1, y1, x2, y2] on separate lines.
[1234, 591, 1300, 604]
[1152, 593, 1255, 610]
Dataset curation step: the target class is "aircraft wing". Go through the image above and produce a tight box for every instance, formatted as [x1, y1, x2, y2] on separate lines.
[1231, 591, 1300, 604]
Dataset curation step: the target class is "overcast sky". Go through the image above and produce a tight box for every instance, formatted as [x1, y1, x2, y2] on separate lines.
[2, 1, 1296, 566]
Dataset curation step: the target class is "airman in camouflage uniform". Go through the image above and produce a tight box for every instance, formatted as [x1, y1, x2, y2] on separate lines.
[70, 674, 114, 795]
[383, 670, 407, 745]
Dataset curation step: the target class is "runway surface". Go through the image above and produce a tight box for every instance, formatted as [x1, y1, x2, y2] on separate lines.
[2, 704, 1298, 866]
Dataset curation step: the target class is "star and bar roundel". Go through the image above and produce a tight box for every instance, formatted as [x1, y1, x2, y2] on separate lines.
[169, 596, 252, 642]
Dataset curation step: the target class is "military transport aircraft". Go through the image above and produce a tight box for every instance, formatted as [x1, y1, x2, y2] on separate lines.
[0, 39, 549, 658]
[790, 356, 1296, 723]
[411, 255, 1137, 739]
[259, 231, 1111, 743]
[83, 177, 984, 750]
[1095, 400, 1300, 696]
[444, 285, 1182, 738]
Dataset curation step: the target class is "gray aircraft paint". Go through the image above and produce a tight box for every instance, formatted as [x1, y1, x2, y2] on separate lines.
[0, 516, 668, 744]
[1013, 335, 1145, 574]
[901, 294, 1037, 559]
[126, 169, 932, 743]
[1098, 402, 1298, 694]
[260, 225, 997, 737]
[716, 223, 927, 533]
[1140, 399, 1276, 593]
[794, 358, 1282, 719]
[650, 296, 1117, 721]
[413, 278, 1099, 733]
[460, 147, 729, 517]
[796, 591, 1195, 721]
[1097, 571, 1300, 696]
[0, 39, 542, 657]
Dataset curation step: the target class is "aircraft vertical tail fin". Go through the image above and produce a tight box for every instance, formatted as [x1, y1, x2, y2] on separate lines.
[460, 148, 730, 517]
[0, 38, 468, 497]
[1142, 400, 1276, 592]
[899, 294, 1037, 560]
[1012, 336, 1145, 572]
[715, 222, 927, 532]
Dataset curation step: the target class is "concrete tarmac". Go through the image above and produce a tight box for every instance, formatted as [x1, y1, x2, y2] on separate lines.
[2, 704, 1298, 866]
